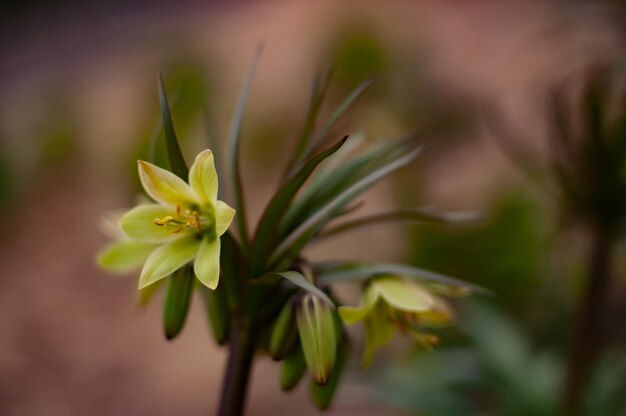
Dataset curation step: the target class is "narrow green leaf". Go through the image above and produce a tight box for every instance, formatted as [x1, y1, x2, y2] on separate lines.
[280, 346, 307, 391]
[228, 45, 263, 248]
[316, 208, 481, 241]
[286, 67, 335, 174]
[279, 137, 407, 238]
[307, 76, 375, 152]
[250, 136, 348, 275]
[271, 146, 422, 264]
[263, 271, 335, 308]
[203, 284, 230, 345]
[163, 265, 194, 340]
[158, 74, 188, 178]
[314, 261, 487, 294]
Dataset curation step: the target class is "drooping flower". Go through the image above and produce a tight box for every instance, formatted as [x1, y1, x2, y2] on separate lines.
[112, 149, 235, 290]
[338, 275, 452, 367]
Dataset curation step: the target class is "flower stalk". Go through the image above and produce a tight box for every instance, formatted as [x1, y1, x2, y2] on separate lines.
[218, 319, 257, 416]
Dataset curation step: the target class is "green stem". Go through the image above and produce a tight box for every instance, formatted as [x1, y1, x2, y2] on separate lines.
[562, 221, 612, 414]
[217, 321, 256, 416]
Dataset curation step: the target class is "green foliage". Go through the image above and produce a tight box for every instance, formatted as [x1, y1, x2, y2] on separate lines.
[411, 190, 551, 312]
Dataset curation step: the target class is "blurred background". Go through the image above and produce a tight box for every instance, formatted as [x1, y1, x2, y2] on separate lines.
[2, 1, 626, 415]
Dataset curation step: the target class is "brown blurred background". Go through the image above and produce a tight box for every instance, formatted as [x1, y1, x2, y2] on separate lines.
[1, 1, 625, 415]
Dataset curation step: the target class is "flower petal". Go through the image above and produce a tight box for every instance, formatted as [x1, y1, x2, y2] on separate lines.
[418, 298, 454, 327]
[120, 204, 183, 242]
[338, 282, 380, 324]
[215, 200, 236, 236]
[194, 236, 221, 289]
[138, 160, 197, 207]
[373, 276, 435, 312]
[338, 304, 373, 324]
[139, 235, 200, 289]
[362, 303, 396, 368]
[189, 149, 218, 207]
[97, 241, 157, 272]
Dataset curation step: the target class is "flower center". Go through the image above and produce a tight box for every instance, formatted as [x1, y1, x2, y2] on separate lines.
[154, 204, 202, 233]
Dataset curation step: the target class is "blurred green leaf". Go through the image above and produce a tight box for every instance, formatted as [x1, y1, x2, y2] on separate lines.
[158, 74, 189, 178]
[271, 144, 422, 264]
[411, 190, 551, 311]
[265, 271, 334, 308]
[307, 76, 375, 152]
[228, 46, 263, 248]
[287, 67, 334, 173]
[315, 261, 484, 294]
[250, 135, 348, 275]
[317, 208, 480, 241]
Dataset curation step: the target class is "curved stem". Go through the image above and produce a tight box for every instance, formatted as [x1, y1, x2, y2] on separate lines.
[217, 321, 256, 416]
[562, 221, 612, 414]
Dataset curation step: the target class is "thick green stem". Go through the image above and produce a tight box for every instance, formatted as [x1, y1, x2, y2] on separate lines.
[562, 221, 612, 414]
[217, 321, 256, 416]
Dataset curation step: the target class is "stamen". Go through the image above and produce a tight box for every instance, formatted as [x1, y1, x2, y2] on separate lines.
[154, 216, 185, 232]
[154, 209, 203, 234]
[154, 216, 174, 226]
[194, 211, 201, 232]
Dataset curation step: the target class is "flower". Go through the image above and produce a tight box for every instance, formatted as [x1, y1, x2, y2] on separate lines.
[114, 149, 235, 290]
[338, 275, 452, 367]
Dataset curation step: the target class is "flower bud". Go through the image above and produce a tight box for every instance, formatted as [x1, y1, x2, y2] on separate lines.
[203, 283, 230, 345]
[296, 293, 337, 384]
[310, 340, 349, 410]
[280, 346, 307, 391]
[269, 299, 298, 360]
[163, 266, 194, 340]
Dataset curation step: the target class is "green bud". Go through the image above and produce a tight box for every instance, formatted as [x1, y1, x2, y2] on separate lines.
[202, 283, 230, 345]
[269, 299, 298, 360]
[296, 293, 337, 385]
[163, 265, 194, 340]
[310, 340, 349, 410]
[280, 346, 307, 391]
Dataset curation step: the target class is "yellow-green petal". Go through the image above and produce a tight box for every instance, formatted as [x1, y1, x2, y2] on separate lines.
[418, 298, 454, 327]
[97, 241, 157, 272]
[338, 304, 372, 325]
[338, 282, 380, 324]
[121, 204, 181, 242]
[215, 200, 236, 236]
[138, 235, 201, 289]
[189, 149, 218, 207]
[138, 160, 197, 207]
[194, 236, 221, 289]
[362, 303, 396, 368]
[373, 276, 435, 313]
